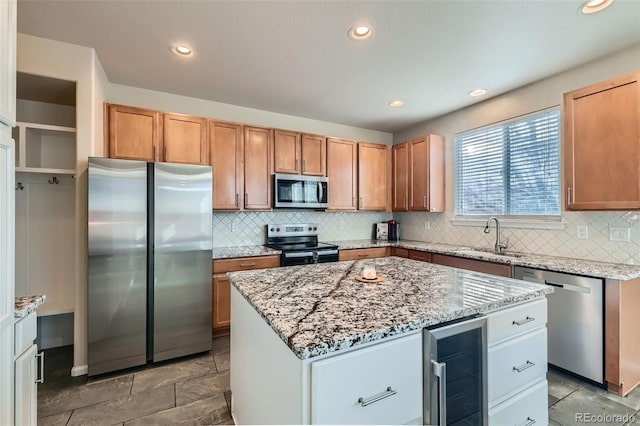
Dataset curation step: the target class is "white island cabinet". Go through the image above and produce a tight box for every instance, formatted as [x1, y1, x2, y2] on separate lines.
[228, 258, 551, 425]
[14, 311, 41, 426]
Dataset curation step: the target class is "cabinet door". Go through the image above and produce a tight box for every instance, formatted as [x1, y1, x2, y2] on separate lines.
[273, 130, 300, 174]
[338, 247, 389, 261]
[0, 0, 16, 126]
[564, 72, 640, 210]
[392, 142, 408, 211]
[213, 274, 231, 330]
[409, 135, 444, 212]
[358, 142, 389, 211]
[163, 113, 207, 165]
[15, 344, 37, 426]
[326, 138, 357, 210]
[108, 104, 161, 162]
[244, 126, 273, 210]
[210, 121, 243, 210]
[301, 134, 326, 176]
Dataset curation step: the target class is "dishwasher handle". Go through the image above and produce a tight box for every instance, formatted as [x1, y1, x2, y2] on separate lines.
[544, 280, 591, 294]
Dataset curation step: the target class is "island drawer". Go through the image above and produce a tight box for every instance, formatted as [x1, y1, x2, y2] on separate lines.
[311, 333, 422, 425]
[213, 255, 280, 274]
[488, 327, 547, 404]
[487, 298, 547, 344]
[488, 379, 548, 426]
[338, 247, 389, 261]
[15, 311, 37, 357]
[408, 250, 431, 262]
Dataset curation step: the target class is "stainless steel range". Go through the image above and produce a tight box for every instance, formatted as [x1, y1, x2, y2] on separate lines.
[265, 223, 339, 266]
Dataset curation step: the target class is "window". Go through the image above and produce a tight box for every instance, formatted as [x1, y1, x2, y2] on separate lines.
[454, 109, 561, 217]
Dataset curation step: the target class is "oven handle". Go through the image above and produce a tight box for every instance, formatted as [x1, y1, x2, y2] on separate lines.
[284, 251, 314, 258]
[316, 249, 338, 256]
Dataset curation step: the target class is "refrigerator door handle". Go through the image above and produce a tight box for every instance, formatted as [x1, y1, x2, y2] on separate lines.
[432, 360, 447, 425]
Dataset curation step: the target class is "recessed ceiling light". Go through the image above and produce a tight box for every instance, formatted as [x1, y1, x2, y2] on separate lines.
[349, 25, 372, 40]
[469, 88, 487, 97]
[580, 0, 614, 14]
[389, 100, 404, 108]
[171, 45, 193, 56]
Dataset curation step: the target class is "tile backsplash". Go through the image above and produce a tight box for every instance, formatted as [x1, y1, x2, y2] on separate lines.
[213, 211, 392, 247]
[394, 211, 640, 265]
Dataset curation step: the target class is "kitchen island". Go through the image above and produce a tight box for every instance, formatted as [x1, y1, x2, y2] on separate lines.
[229, 257, 552, 425]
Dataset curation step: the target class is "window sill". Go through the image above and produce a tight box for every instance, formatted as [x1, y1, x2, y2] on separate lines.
[451, 217, 566, 230]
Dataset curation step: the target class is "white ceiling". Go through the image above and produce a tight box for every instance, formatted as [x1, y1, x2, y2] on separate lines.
[16, 0, 640, 133]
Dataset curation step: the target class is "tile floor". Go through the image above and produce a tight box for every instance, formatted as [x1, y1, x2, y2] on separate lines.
[38, 336, 640, 425]
[38, 336, 233, 426]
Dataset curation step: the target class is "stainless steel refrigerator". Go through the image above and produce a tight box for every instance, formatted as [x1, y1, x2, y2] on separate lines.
[87, 157, 212, 376]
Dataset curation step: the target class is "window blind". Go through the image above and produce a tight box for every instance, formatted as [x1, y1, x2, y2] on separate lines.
[455, 109, 561, 217]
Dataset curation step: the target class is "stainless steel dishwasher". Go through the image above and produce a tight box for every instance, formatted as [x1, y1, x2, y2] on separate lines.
[514, 266, 604, 384]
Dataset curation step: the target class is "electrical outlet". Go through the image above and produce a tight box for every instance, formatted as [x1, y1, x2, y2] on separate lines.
[339, 220, 345, 230]
[576, 225, 588, 240]
[609, 227, 631, 242]
[231, 222, 238, 232]
[424, 221, 431, 230]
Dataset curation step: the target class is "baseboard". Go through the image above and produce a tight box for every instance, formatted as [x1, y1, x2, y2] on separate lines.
[71, 364, 88, 377]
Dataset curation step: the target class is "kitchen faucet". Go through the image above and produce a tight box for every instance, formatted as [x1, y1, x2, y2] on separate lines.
[484, 217, 508, 254]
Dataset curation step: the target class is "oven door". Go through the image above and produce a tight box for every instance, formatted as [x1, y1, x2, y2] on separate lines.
[282, 249, 338, 266]
[274, 173, 328, 209]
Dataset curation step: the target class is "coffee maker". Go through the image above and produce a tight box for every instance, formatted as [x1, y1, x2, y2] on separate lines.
[387, 220, 400, 241]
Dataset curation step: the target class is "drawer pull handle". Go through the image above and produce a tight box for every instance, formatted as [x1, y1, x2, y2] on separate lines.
[36, 352, 45, 384]
[358, 386, 397, 407]
[513, 316, 535, 326]
[513, 360, 535, 373]
[239, 263, 256, 267]
[358, 254, 370, 257]
[521, 417, 536, 426]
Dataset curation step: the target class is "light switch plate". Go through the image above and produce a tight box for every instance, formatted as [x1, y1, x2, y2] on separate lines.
[609, 227, 630, 242]
[424, 221, 431, 230]
[231, 222, 238, 232]
[577, 226, 588, 240]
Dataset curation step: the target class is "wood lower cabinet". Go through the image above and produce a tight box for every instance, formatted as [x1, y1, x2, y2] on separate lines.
[327, 138, 357, 210]
[564, 72, 640, 210]
[358, 142, 390, 211]
[431, 253, 512, 277]
[163, 113, 208, 165]
[212, 255, 280, 336]
[408, 135, 445, 212]
[338, 247, 389, 261]
[390, 247, 409, 258]
[408, 250, 431, 262]
[243, 126, 273, 210]
[210, 121, 243, 210]
[107, 104, 161, 161]
[392, 142, 409, 211]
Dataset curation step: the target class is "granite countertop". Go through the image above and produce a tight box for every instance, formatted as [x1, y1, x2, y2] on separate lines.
[229, 257, 552, 359]
[15, 295, 46, 318]
[329, 239, 640, 280]
[212, 245, 281, 260]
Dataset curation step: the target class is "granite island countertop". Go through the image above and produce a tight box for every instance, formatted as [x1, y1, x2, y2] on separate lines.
[15, 294, 46, 318]
[329, 239, 640, 280]
[229, 257, 552, 359]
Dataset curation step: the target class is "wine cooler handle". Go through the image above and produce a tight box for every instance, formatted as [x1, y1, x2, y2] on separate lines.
[432, 360, 447, 425]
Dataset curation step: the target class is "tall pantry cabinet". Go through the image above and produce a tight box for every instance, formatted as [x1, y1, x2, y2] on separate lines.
[0, 0, 17, 424]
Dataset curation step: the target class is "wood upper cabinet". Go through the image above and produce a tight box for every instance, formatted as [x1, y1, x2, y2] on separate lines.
[210, 121, 243, 210]
[408, 135, 445, 212]
[564, 72, 640, 210]
[108, 104, 161, 162]
[392, 142, 409, 211]
[274, 131, 326, 176]
[358, 142, 390, 211]
[163, 113, 208, 165]
[327, 137, 357, 210]
[301, 133, 326, 176]
[244, 126, 273, 210]
[274, 129, 300, 174]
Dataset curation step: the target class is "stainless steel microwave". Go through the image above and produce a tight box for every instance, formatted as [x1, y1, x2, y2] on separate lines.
[273, 173, 328, 209]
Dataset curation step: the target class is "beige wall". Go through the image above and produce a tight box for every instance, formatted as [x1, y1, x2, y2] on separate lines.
[107, 83, 393, 145]
[392, 44, 640, 264]
[17, 33, 107, 375]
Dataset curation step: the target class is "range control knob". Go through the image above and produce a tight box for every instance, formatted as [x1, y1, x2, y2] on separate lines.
[308, 227, 312, 231]
[270, 228, 275, 232]
[276, 228, 281, 232]
[313, 227, 317, 231]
